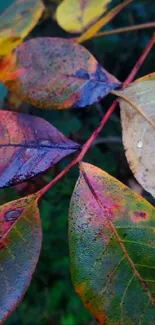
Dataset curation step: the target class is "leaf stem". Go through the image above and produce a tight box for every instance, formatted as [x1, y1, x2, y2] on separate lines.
[95, 22, 155, 38]
[37, 33, 155, 200]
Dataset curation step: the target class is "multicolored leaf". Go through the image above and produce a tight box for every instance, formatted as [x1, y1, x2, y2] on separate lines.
[56, 0, 111, 34]
[0, 110, 80, 187]
[0, 193, 42, 323]
[77, 0, 133, 43]
[1, 37, 120, 109]
[69, 162, 155, 324]
[118, 80, 155, 198]
[0, 0, 44, 56]
[0, 52, 24, 84]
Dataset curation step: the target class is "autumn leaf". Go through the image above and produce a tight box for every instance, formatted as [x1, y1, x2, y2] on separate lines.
[69, 162, 155, 324]
[0, 110, 80, 187]
[77, 0, 133, 43]
[133, 72, 155, 83]
[116, 80, 155, 198]
[0, 0, 44, 56]
[0, 52, 24, 83]
[56, 0, 111, 34]
[0, 193, 42, 323]
[0, 37, 120, 109]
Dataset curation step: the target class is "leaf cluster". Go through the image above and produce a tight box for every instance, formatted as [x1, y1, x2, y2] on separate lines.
[0, 0, 155, 324]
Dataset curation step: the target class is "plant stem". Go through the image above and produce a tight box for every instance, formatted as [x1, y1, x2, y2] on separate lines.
[95, 22, 155, 38]
[123, 33, 155, 86]
[37, 33, 155, 200]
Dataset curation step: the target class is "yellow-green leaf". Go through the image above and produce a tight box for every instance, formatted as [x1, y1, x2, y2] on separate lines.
[77, 0, 133, 43]
[69, 162, 155, 324]
[118, 80, 155, 198]
[0, 0, 44, 56]
[56, 0, 111, 34]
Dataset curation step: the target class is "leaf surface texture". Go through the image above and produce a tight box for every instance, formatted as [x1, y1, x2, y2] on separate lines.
[0, 111, 80, 187]
[69, 162, 155, 324]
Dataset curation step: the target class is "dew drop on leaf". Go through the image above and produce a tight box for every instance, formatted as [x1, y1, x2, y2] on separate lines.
[40, 140, 52, 146]
[137, 140, 143, 148]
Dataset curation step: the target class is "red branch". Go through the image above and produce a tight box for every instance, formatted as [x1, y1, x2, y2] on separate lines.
[37, 33, 155, 200]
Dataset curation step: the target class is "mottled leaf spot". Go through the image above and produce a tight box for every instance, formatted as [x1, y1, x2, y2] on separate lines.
[4, 209, 22, 222]
[75, 68, 90, 79]
[132, 211, 147, 223]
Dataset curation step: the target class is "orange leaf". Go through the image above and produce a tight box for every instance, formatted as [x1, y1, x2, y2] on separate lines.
[77, 0, 134, 43]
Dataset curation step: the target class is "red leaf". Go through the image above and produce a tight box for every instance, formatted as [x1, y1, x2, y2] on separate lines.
[0, 193, 42, 323]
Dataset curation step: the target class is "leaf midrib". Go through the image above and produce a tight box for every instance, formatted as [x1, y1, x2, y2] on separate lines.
[0, 143, 79, 150]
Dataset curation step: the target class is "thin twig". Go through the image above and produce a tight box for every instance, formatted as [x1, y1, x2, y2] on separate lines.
[93, 136, 122, 146]
[95, 22, 155, 38]
[37, 33, 155, 200]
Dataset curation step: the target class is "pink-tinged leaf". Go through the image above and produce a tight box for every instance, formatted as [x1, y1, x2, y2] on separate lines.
[2, 37, 120, 109]
[69, 162, 155, 324]
[0, 110, 80, 187]
[0, 193, 42, 323]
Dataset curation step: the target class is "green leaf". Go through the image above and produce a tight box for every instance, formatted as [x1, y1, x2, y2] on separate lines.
[0, 193, 42, 323]
[69, 162, 155, 324]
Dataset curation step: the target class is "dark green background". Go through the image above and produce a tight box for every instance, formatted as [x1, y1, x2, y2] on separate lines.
[0, 0, 155, 324]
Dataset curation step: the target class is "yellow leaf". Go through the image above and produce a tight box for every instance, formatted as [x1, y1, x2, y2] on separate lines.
[133, 72, 155, 83]
[56, 0, 111, 34]
[0, 0, 44, 56]
[77, 0, 134, 43]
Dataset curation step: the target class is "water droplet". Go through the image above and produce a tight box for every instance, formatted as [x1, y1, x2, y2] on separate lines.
[25, 148, 31, 154]
[137, 140, 143, 148]
[40, 139, 51, 146]
[4, 209, 22, 222]
[25, 148, 38, 156]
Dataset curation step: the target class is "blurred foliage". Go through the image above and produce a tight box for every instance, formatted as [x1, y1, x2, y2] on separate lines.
[0, 0, 155, 324]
